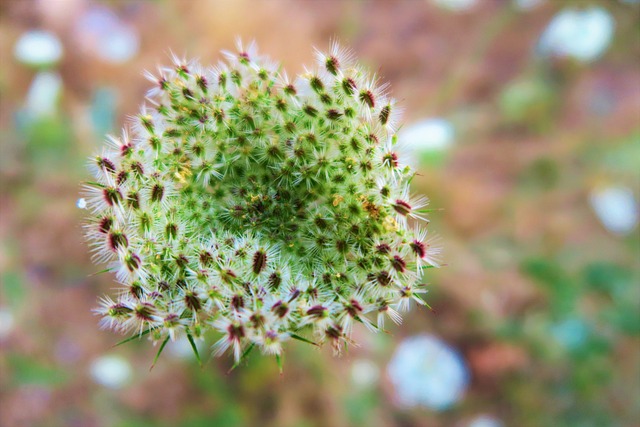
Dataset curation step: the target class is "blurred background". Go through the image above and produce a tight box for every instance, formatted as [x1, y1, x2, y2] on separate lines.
[1, 0, 639, 426]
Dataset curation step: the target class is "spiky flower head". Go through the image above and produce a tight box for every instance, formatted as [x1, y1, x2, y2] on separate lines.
[82, 40, 441, 366]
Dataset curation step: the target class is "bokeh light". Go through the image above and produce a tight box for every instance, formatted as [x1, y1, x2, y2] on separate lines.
[537, 7, 615, 62]
[13, 30, 63, 67]
[387, 335, 469, 410]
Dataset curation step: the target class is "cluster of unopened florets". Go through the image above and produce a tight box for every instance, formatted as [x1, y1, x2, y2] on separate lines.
[83, 41, 441, 364]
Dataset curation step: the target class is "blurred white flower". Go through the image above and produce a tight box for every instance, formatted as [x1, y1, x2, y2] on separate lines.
[387, 334, 469, 410]
[76, 198, 87, 209]
[537, 7, 615, 62]
[351, 359, 380, 388]
[25, 72, 62, 118]
[0, 308, 15, 340]
[74, 6, 139, 64]
[14, 30, 63, 67]
[397, 118, 455, 164]
[589, 186, 639, 235]
[90, 355, 132, 389]
[468, 414, 505, 427]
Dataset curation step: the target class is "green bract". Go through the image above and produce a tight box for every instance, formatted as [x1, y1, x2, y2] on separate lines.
[83, 41, 441, 364]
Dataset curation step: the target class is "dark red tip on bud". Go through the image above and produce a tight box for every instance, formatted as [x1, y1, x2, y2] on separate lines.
[377, 300, 389, 312]
[391, 255, 407, 273]
[271, 300, 289, 318]
[96, 157, 116, 173]
[342, 78, 356, 95]
[231, 294, 244, 310]
[284, 84, 297, 96]
[196, 75, 208, 92]
[184, 291, 202, 312]
[125, 252, 141, 272]
[165, 223, 178, 240]
[164, 313, 179, 327]
[221, 269, 237, 284]
[383, 152, 399, 168]
[379, 105, 391, 125]
[319, 93, 332, 105]
[116, 170, 129, 185]
[366, 133, 379, 145]
[346, 299, 363, 317]
[250, 313, 265, 328]
[151, 184, 164, 203]
[175, 254, 188, 269]
[303, 105, 318, 117]
[268, 272, 282, 290]
[375, 243, 391, 255]
[325, 56, 339, 75]
[307, 305, 327, 318]
[376, 271, 392, 286]
[103, 187, 122, 206]
[127, 191, 140, 209]
[135, 303, 156, 321]
[326, 109, 342, 120]
[108, 231, 128, 252]
[393, 199, 412, 216]
[325, 324, 343, 340]
[120, 142, 134, 157]
[109, 303, 132, 317]
[130, 161, 144, 177]
[359, 90, 375, 108]
[287, 288, 301, 303]
[410, 240, 427, 258]
[309, 76, 324, 93]
[98, 216, 113, 234]
[252, 249, 267, 275]
[129, 281, 144, 299]
[199, 250, 213, 266]
[227, 323, 245, 340]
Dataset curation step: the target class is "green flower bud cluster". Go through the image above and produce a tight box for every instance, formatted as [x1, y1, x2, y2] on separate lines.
[82, 41, 441, 364]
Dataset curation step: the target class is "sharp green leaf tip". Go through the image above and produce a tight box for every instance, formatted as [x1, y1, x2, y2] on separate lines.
[228, 343, 255, 374]
[290, 333, 319, 347]
[150, 336, 170, 371]
[186, 333, 202, 367]
[276, 354, 283, 375]
[90, 268, 114, 277]
[112, 327, 154, 348]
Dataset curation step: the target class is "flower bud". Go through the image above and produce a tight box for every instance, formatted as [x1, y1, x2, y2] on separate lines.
[82, 40, 440, 366]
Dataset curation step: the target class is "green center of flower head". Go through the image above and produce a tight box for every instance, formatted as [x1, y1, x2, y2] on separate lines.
[83, 41, 441, 365]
